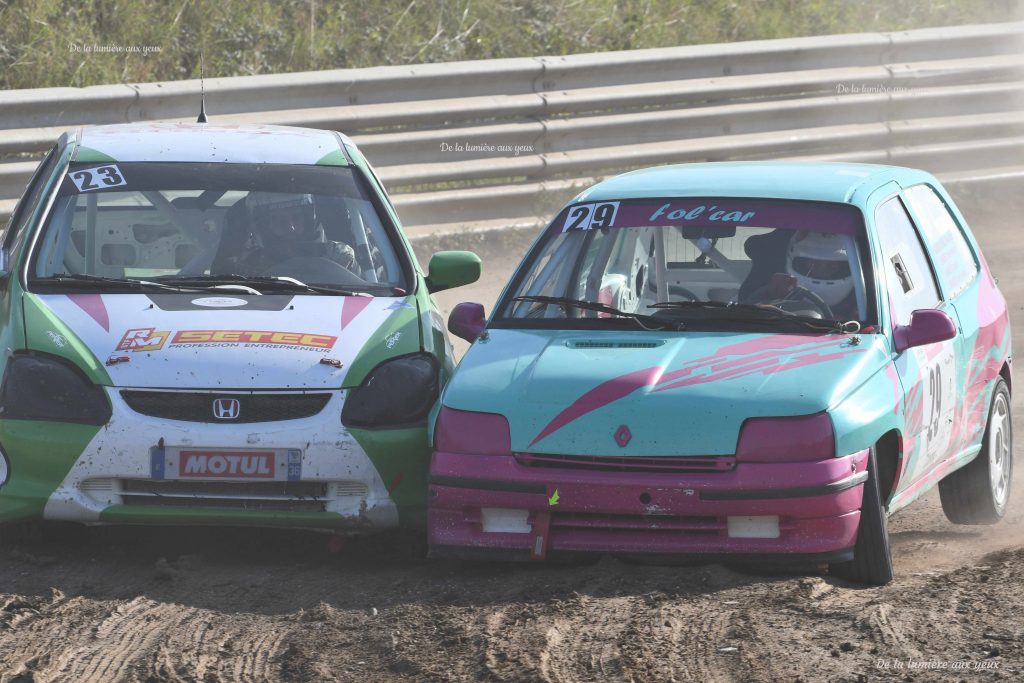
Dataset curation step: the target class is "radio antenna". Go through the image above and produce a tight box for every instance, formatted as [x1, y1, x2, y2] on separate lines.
[197, 52, 208, 123]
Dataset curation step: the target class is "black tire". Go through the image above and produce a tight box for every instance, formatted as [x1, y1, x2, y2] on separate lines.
[829, 446, 894, 585]
[939, 378, 1012, 525]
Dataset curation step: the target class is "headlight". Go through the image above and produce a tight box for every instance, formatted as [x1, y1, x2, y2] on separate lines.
[735, 412, 835, 462]
[0, 353, 111, 425]
[341, 353, 439, 428]
[433, 406, 511, 455]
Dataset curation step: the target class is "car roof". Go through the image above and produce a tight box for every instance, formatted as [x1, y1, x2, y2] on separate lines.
[573, 161, 935, 205]
[71, 123, 352, 166]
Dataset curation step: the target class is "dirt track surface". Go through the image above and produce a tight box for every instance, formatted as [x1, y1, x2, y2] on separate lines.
[1, 181, 1023, 682]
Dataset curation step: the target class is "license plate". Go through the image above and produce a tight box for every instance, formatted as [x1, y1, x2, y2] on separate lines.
[150, 447, 302, 481]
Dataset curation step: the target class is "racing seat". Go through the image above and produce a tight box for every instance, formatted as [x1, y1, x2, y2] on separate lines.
[209, 197, 251, 274]
[737, 229, 793, 302]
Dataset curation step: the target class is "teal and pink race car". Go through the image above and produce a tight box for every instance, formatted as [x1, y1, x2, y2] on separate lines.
[428, 162, 1012, 585]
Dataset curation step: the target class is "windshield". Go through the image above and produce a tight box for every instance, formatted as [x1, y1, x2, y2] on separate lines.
[498, 198, 874, 330]
[28, 162, 408, 294]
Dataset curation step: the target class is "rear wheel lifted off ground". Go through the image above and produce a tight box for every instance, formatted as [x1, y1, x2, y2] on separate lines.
[939, 378, 1012, 525]
[829, 446, 894, 586]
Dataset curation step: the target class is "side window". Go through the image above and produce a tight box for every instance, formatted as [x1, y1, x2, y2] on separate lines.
[3, 145, 61, 253]
[902, 184, 978, 298]
[874, 197, 941, 327]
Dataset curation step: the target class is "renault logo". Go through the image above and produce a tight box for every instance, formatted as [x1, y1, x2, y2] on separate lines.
[212, 398, 241, 420]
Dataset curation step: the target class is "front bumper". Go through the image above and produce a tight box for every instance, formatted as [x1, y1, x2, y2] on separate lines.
[428, 449, 870, 560]
[0, 388, 430, 531]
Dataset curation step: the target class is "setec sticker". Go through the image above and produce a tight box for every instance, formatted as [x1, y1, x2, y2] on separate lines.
[69, 165, 127, 192]
[561, 201, 620, 232]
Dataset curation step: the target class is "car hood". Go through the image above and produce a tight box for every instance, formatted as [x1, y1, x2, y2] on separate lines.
[25, 292, 420, 389]
[442, 328, 888, 456]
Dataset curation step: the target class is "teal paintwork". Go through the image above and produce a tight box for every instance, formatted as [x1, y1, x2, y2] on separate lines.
[438, 161, 1012, 514]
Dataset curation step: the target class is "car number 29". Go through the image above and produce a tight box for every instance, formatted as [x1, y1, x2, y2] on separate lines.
[919, 344, 957, 461]
[562, 202, 620, 232]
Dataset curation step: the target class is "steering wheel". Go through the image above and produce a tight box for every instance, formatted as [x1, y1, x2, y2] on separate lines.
[748, 283, 834, 319]
[263, 256, 363, 285]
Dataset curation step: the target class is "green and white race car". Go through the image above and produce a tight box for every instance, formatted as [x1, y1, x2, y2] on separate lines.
[0, 123, 480, 533]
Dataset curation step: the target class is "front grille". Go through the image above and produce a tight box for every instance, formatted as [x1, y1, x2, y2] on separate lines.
[551, 512, 722, 535]
[108, 479, 369, 513]
[120, 479, 328, 498]
[516, 453, 735, 473]
[120, 391, 331, 423]
[568, 340, 664, 349]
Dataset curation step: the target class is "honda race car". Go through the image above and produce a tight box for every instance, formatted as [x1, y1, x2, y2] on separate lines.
[429, 162, 1012, 584]
[0, 123, 480, 533]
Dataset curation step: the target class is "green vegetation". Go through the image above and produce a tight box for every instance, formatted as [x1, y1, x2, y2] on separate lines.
[1, 0, 1020, 90]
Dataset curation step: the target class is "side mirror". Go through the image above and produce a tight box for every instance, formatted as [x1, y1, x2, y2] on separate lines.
[426, 251, 481, 293]
[893, 309, 957, 353]
[448, 302, 486, 343]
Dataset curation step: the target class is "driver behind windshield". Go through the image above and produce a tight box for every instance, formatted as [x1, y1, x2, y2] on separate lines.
[784, 231, 857, 320]
[213, 192, 358, 276]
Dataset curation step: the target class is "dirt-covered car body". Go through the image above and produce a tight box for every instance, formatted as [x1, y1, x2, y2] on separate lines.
[0, 123, 479, 532]
[428, 162, 1011, 581]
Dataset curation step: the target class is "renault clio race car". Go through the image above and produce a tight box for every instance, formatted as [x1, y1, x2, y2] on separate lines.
[428, 162, 1012, 584]
[0, 123, 480, 533]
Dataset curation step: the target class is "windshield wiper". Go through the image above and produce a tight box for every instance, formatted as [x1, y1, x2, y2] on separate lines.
[650, 300, 837, 332]
[155, 274, 371, 297]
[511, 295, 682, 331]
[35, 273, 203, 292]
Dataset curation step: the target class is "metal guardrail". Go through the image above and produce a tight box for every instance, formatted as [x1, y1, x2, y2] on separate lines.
[1, 21, 1022, 232]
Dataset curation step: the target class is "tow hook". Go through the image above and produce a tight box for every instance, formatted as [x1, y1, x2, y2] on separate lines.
[320, 357, 343, 368]
[106, 355, 130, 366]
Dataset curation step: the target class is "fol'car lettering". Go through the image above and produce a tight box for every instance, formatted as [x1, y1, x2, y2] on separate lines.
[179, 452, 275, 478]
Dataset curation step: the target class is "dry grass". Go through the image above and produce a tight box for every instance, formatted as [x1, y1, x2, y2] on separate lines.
[1, 0, 1021, 90]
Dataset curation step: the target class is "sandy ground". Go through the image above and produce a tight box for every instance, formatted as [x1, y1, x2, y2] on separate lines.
[0, 181, 1022, 682]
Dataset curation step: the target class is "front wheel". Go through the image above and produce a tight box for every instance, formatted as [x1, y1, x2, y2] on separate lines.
[829, 446, 894, 585]
[939, 378, 1012, 525]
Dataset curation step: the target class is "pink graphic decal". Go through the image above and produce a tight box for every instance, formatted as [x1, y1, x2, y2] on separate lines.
[340, 297, 373, 329]
[654, 350, 862, 393]
[68, 294, 109, 332]
[884, 365, 901, 416]
[529, 335, 858, 447]
[529, 366, 663, 447]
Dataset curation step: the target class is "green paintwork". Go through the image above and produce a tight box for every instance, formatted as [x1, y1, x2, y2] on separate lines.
[426, 251, 482, 293]
[347, 426, 431, 527]
[73, 147, 117, 163]
[315, 149, 349, 166]
[22, 293, 112, 385]
[0, 420, 100, 522]
[342, 301, 422, 387]
[100, 506, 350, 528]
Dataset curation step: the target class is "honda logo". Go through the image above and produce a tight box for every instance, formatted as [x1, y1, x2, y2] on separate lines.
[212, 398, 241, 420]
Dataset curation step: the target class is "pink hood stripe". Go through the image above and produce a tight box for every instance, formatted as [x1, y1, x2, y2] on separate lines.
[529, 366, 663, 447]
[528, 334, 854, 447]
[341, 297, 373, 329]
[68, 294, 109, 332]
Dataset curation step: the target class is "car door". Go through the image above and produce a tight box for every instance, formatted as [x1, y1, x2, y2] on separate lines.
[901, 183, 984, 458]
[873, 195, 959, 490]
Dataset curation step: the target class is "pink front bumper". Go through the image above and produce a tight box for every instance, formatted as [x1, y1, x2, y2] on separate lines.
[428, 449, 870, 561]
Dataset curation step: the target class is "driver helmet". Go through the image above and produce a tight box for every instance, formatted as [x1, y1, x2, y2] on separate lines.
[785, 231, 854, 307]
[245, 192, 320, 243]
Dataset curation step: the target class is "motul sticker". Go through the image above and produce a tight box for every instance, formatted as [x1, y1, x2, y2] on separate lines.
[178, 451, 276, 478]
[151, 447, 302, 481]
